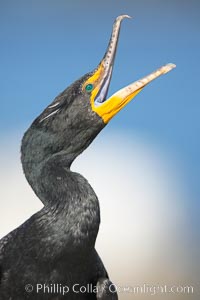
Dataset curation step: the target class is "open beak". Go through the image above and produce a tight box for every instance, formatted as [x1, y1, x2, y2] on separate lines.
[85, 15, 176, 124]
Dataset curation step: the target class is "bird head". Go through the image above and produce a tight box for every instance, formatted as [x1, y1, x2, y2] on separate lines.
[22, 15, 175, 169]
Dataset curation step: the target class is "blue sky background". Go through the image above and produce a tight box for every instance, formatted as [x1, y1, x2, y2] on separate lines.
[0, 1, 200, 296]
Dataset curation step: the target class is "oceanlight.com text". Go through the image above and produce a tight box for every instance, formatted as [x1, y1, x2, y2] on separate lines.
[25, 282, 194, 296]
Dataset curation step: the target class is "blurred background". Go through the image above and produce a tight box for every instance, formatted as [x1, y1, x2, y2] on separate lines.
[0, 0, 199, 299]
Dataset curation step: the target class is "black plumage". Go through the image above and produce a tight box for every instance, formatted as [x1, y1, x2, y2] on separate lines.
[0, 17, 121, 300]
[0, 72, 114, 300]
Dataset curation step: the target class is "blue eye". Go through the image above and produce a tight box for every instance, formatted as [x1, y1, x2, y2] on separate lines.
[85, 84, 94, 92]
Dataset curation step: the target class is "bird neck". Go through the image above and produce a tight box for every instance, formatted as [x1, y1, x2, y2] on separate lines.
[21, 126, 96, 200]
[21, 124, 103, 251]
[22, 152, 100, 251]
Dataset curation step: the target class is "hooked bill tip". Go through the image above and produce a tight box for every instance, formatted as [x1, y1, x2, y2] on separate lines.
[116, 14, 132, 22]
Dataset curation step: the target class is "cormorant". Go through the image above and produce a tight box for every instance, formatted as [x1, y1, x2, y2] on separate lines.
[0, 15, 175, 300]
